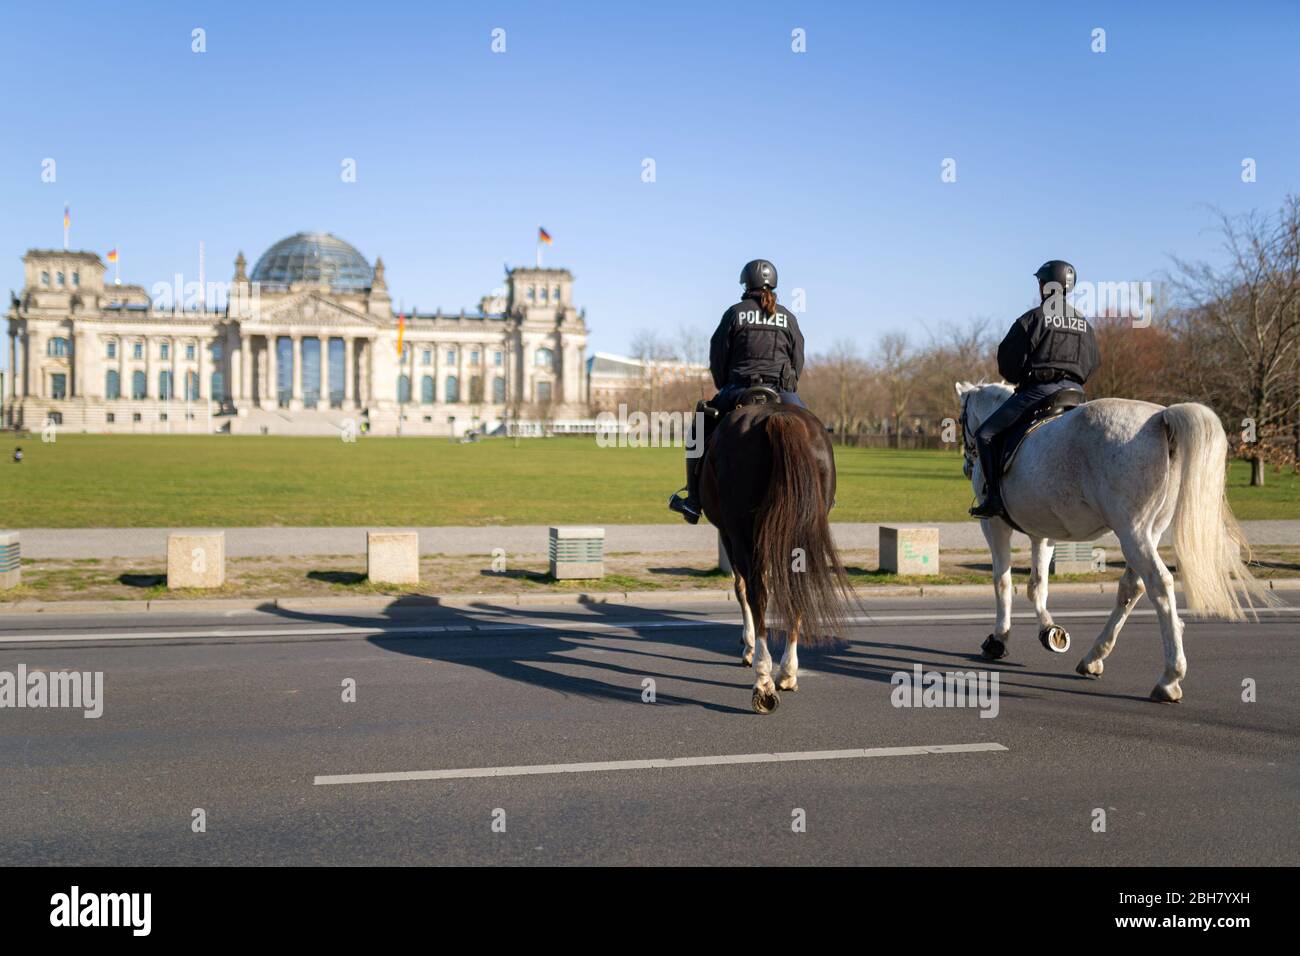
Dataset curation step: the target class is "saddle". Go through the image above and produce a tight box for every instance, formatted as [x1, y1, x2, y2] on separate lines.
[735, 384, 782, 407]
[1000, 387, 1085, 475]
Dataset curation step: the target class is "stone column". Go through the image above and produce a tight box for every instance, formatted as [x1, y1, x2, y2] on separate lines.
[197, 337, 207, 401]
[9, 331, 18, 399]
[117, 336, 125, 401]
[366, 337, 375, 403]
[266, 335, 279, 409]
[240, 334, 251, 403]
[144, 336, 153, 398]
[290, 335, 303, 409]
[343, 336, 354, 408]
[316, 335, 327, 409]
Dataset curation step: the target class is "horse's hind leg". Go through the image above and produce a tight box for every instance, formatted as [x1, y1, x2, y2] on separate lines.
[777, 616, 800, 692]
[734, 570, 755, 667]
[1124, 534, 1187, 701]
[1077, 566, 1145, 678]
[749, 581, 780, 714]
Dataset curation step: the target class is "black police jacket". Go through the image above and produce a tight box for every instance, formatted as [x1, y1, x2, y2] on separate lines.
[997, 301, 1101, 388]
[709, 293, 805, 391]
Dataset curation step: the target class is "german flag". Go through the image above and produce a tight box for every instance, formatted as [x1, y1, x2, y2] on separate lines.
[538, 227, 553, 245]
[63, 205, 70, 229]
[395, 312, 406, 359]
[106, 249, 118, 263]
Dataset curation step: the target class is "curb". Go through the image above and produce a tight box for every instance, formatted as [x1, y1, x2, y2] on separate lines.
[1, 577, 1296, 617]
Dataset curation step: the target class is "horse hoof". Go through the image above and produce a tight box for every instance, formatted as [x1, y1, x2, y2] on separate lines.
[980, 634, 1009, 660]
[1076, 659, 1103, 679]
[778, 677, 798, 692]
[740, 657, 753, 668]
[752, 687, 780, 714]
[1150, 683, 1182, 703]
[1039, 626, 1070, 654]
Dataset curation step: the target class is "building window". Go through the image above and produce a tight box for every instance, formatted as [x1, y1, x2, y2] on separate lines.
[50, 374, 67, 399]
[445, 348, 457, 365]
[132, 370, 146, 399]
[46, 412, 63, 426]
[132, 341, 143, 360]
[470, 349, 480, 365]
[526, 286, 534, 301]
[212, 341, 223, 360]
[421, 349, 432, 367]
[397, 374, 411, 404]
[421, 375, 434, 404]
[444, 375, 459, 403]
[493, 350, 503, 367]
[106, 413, 115, 424]
[56, 271, 65, 287]
[539, 287, 548, 302]
[132, 412, 142, 422]
[534, 347, 554, 368]
[72, 272, 80, 287]
[105, 369, 121, 399]
[185, 370, 200, 401]
[492, 376, 506, 403]
[211, 371, 225, 402]
[160, 413, 168, 422]
[47, 337, 70, 357]
[553, 286, 561, 302]
[159, 370, 173, 400]
[107, 341, 117, 359]
[185, 343, 196, 361]
[40, 271, 49, 285]
[160, 341, 170, 360]
[536, 380, 552, 404]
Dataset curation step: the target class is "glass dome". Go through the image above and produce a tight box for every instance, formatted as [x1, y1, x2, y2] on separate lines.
[250, 232, 372, 291]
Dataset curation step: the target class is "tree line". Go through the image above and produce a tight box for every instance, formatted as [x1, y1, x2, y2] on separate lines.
[618, 198, 1300, 484]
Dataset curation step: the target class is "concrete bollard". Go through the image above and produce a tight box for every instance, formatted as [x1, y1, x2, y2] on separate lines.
[549, 526, 605, 580]
[0, 532, 20, 589]
[367, 531, 420, 585]
[167, 532, 226, 589]
[1050, 541, 1105, 575]
[879, 526, 939, 575]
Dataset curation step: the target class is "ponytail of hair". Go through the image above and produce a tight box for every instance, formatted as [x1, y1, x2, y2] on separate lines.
[758, 288, 778, 316]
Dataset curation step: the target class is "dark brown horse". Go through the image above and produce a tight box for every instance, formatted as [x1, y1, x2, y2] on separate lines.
[699, 396, 852, 714]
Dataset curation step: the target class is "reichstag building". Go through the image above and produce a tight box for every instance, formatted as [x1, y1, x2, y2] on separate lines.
[3, 232, 589, 435]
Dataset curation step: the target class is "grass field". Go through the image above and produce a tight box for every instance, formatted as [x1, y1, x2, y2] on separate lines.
[0, 434, 1296, 527]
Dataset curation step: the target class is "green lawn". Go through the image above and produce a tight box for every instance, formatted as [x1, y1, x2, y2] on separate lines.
[0, 434, 1295, 527]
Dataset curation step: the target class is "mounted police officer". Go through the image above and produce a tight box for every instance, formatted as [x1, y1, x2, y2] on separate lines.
[970, 259, 1101, 519]
[668, 259, 806, 523]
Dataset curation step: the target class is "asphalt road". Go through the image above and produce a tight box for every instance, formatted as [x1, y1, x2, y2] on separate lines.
[1, 592, 1296, 866]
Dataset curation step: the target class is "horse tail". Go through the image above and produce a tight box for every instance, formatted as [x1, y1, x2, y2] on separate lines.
[753, 411, 852, 648]
[1163, 402, 1277, 620]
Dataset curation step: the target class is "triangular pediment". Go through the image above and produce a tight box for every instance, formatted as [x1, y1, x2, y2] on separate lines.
[244, 292, 389, 329]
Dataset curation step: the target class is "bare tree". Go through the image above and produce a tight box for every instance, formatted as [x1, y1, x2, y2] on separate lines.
[875, 332, 919, 447]
[1170, 197, 1300, 483]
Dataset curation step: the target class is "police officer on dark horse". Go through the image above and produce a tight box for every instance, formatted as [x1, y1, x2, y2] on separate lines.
[668, 258, 806, 524]
[969, 259, 1102, 521]
[669, 259, 850, 714]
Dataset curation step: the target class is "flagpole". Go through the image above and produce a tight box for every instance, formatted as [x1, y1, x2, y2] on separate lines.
[536, 242, 541, 268]
[114, 247, 120, 286]
[63, 204, 69, 250]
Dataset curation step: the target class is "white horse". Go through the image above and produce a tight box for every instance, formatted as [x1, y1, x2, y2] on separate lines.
[955, 382, 1276, 702]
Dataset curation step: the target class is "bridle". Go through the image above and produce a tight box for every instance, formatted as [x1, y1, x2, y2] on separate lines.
[958, 391, 978, 479]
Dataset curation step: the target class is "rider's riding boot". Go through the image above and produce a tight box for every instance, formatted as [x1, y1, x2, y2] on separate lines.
[969, 434, 1004, 519]
[668, 403, 714, 524]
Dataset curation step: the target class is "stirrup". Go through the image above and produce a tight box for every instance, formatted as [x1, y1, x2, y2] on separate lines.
[969, 496, 1003, 519]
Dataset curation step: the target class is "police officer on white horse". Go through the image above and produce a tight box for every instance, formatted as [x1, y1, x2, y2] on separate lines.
[969, 259, 1101, 520]
[669, 259, 806, 523]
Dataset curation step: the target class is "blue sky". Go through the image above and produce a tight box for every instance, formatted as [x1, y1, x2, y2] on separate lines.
[3, 0, 1298, 369]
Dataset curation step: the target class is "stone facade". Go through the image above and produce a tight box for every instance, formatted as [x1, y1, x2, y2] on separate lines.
[2, 234, 589, 437]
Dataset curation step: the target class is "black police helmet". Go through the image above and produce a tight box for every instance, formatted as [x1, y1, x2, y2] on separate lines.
[740, 259, 778, 291]
[1034, 260, 1076, 294]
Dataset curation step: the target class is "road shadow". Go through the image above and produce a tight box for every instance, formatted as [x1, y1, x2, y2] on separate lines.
[263, 598, 755, 715]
